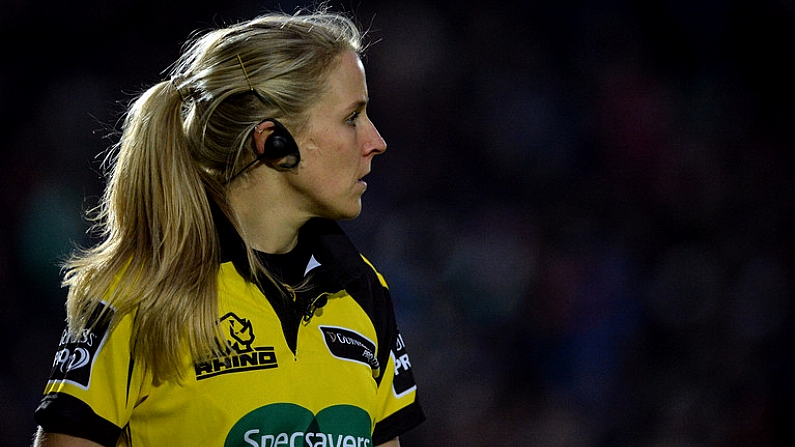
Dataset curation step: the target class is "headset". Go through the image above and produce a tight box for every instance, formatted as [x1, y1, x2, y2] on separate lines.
[258, 118, 300, 170]
[226, 118, 300, 183]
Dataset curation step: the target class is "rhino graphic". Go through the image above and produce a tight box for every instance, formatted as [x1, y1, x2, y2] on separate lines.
[219, 313, 255, 353]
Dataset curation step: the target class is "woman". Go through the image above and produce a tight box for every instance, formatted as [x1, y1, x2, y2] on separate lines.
[33, 8, 424, 447]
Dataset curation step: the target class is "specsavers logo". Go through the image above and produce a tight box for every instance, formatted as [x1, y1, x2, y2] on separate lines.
[225, 403, 372, 447]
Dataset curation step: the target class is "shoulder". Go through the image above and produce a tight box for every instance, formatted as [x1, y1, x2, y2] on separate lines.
[360, 255, 389, 289]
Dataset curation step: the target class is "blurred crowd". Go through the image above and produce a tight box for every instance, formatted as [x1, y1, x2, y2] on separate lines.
[1, 0, 793, 446]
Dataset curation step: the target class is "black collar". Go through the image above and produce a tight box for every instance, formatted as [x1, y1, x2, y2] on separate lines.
[210, 200, 373, 353]
[210, 199, 367, 291]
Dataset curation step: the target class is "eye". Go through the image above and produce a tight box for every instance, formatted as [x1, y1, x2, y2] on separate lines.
[345, 111, 361, 126]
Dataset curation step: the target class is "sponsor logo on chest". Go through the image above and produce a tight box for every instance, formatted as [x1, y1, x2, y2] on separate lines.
[226, 403, 372, 447]
[195, 312, 278, 380]
[319, 326, 380, 378]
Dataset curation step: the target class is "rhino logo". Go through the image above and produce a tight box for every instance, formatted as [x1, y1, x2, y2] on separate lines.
[196, 312, 277, 380]
[219, 312, 255, 353]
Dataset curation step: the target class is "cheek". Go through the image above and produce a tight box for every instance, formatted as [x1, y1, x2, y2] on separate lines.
[308, 142, 355, 174]
[298, 153, 346, 193]
[298, 133, 359, 186]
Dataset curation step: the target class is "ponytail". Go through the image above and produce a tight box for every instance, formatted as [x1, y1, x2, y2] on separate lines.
[64, 80, 224, 382]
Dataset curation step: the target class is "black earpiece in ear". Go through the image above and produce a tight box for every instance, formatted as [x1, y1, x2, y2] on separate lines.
[225, 118, 300, 184]
[259, 118, 300, 170]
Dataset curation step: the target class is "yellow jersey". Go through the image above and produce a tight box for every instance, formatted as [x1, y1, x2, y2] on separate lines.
[35, 218, 424, 446]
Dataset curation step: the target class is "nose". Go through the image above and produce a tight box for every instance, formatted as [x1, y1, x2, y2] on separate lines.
[365, 118, 387, 156]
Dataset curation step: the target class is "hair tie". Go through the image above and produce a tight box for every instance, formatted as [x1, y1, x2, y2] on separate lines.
[170, 77, 187, 102]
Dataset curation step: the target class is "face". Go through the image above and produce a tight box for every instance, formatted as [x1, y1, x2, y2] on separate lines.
[288, 50, 387, 221]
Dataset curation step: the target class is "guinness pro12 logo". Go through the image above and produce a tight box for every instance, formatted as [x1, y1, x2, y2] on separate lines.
[48, 304, 113, 390]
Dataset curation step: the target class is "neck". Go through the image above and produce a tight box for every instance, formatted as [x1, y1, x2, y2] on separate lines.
[240, 213, 302, 254]
[227, 174, 308, 254]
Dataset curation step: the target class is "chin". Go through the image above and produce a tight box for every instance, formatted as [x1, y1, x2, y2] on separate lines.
[340, 200, 364, 220]
[336, 208, 363, 221]
[319, 202, 362, 221]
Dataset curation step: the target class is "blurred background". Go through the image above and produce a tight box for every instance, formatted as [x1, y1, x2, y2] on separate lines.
[1, 0, 793, 445]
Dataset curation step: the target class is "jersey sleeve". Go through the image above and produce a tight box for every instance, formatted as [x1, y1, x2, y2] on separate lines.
[34, 306, 145, 447]
[361, 257, 426, 445]
[372, 326, 426, 445]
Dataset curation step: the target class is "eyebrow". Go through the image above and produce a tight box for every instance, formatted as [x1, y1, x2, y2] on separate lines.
[348, 98, 369, 111]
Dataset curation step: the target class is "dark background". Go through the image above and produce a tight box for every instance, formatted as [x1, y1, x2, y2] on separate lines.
[1, 0, 793, 445]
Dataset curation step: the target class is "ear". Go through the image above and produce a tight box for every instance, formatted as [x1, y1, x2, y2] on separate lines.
[253, 119, 277, 156]
[252, 118, 301, 171]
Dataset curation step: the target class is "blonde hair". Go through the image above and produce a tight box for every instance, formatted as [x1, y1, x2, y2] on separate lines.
[63, 9, 364, 383]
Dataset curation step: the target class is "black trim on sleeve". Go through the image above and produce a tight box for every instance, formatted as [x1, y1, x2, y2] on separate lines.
[34, 392, 122, 447]
[372, 401, 426, 446]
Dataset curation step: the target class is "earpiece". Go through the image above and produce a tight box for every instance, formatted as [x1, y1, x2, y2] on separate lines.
[258, 118, 300, 170]
[225, 118, 300, 184]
